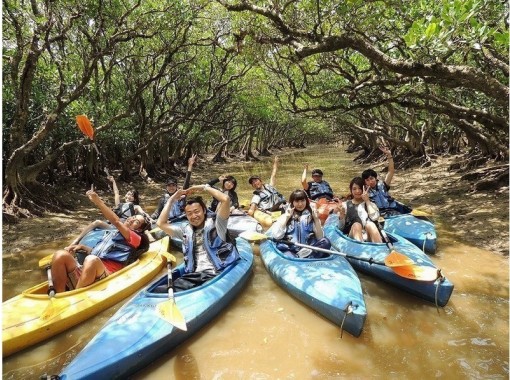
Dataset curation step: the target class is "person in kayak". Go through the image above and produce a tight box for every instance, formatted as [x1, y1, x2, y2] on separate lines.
[269, 189, 331, 258]
[157, 184, 239, 291]
[51, 189, 150, 292]
[301, 164, 335, 201]
[150, 154, 197, 224]
[334, 177, 382, 243]
[361, 146, 402, 217]
[206, 174, 240, 213]
[68, 175, 150, 246]
[247, 156, 286, 216]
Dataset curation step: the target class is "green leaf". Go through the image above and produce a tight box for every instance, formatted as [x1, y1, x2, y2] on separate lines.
[425, 22, 437, 39]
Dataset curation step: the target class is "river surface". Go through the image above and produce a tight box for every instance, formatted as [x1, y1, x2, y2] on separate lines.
[2, 146, 509, 379]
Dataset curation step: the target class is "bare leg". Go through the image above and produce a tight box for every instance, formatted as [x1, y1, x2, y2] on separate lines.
[349, 222, 363, 242]
[365, 222, 382, 243]
[76, 255, 107, 288]
[51, 249, 78, 293]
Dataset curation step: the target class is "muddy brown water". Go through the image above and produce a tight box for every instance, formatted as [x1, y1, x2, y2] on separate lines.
[2, 146, 508, 379]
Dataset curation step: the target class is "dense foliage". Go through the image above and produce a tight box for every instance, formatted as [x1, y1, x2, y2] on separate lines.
[3, 0, 508, 216]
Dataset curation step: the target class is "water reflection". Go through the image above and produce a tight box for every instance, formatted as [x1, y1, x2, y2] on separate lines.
[2, 146, 508, 379]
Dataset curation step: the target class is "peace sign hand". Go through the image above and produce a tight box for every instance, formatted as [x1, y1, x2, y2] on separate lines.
[362, 186, 370, 202]
[311, 205, 319, 220]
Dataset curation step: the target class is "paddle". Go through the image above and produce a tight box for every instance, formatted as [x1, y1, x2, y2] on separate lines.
[40, 258, 71, 321]
[371, 216, 418, 266]
[411, 208, 433, 218]
[76, 115, 100, 155]
[239, 231, 439, 281]
[370, 218, 440, 280]
[155, 251, 187, 331]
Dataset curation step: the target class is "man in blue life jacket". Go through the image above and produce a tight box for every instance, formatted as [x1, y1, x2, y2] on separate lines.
[362, 146, 401, 216]
[247, 156, 286, 216]
[301, 164, 335, 201]
[157, 183, 239, 291]
[150, 154, 197, 224]
[50, 189, 150, 293]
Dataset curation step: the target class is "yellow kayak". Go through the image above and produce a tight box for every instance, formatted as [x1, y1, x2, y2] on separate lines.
[2, 237, 169, 357]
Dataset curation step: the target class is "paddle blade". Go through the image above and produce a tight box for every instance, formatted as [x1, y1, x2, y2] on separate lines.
[391, 265, 440, 282]
[239, 231, 268, 242]
[76, 115, 94, 140]
[156, 300, 187, 331]
[157, 237, 175, 263]
[159, 250, 176, 264]
[384, 251, 416, 267]
[40, 297, 71, 321]
[411, 209, 433, 217]
[38, 254, 53, 269]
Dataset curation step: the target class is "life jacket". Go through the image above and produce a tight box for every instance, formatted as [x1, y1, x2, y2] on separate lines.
[162, 193, 185, 219]
[307, 180, 334, 200]
[284, 209, 317, 246]
[253, 184, 285, 211]
[90, 230, 143, 264]
[113, 202, 135, 221]
[210, 190, 238, 212]
[344, 200, 364, 228]
[181, 216, 239, 274]
[367, 180, 396, 210]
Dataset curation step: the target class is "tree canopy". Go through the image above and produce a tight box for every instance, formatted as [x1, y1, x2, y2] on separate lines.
[3, 0, 508, 217]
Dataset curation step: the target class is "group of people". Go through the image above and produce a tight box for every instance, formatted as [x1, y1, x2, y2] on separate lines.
[50, 146, 400, 294]
[269, 146, 397, 257]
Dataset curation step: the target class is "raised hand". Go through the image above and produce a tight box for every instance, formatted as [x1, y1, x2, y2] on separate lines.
[86, 189, 100, 203]
[285, 205, 295, 218]
[311, 205, 319, 220]
[337, 201, 346, 219]
[379, 145, 391, 156]
[362, 186, 370, 202]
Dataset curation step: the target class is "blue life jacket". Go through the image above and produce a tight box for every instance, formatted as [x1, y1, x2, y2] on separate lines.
[253, 185, 285, 211]
[307, 180, 334, 200]
[368, 180, 397, 210]
[160, 193, 185, 219]
[90, 230, 139, 263]
[181, 217, 239, 274]
[284, 210, 317, 246]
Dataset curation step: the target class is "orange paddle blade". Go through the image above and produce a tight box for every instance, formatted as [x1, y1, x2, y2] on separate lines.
[391, 265, 439, 281]
[384, 251, 416, 267]
[76, 115, 94, 140]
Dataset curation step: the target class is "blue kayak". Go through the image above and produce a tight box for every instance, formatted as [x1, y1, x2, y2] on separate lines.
[323, 215, 453, 307]
[382, 202, 437, 254]
[259, 239, 367, 337]
[57, 237, 254, 380]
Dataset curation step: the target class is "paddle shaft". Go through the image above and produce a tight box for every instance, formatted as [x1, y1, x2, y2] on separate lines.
[46, 266, 56, 297]
[372, 217, 394, 252]
[273, 239, 385, 266]
[165, 261, 176, 300]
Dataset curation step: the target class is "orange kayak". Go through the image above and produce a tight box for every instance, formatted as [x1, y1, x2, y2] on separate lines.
[313, 198, 339, 225]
